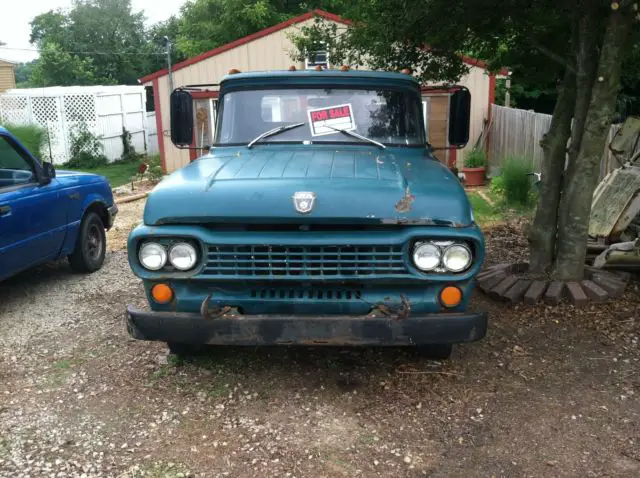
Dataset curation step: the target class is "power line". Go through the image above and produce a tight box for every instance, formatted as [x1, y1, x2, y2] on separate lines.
[0, 46, 165, 56]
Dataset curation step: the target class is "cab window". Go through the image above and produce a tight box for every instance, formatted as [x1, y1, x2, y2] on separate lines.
[0, 136, 35, 188]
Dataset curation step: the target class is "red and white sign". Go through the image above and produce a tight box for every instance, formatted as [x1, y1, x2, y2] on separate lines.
[307, 103, 356, 137]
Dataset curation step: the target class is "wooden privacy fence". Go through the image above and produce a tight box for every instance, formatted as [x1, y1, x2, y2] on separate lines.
[487, 104, 637, 180]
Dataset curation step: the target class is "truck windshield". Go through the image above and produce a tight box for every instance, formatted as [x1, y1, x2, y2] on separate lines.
[216, 88, 426, 147]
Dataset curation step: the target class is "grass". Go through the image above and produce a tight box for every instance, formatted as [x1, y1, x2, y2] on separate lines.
[64, 161, 140, 188]
[468, 191, 504, 226]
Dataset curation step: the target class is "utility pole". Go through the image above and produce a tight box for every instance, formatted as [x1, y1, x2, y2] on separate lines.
[164, 36, 174, 94]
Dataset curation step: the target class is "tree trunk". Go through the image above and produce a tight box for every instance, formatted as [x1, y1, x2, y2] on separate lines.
[557, 2, 601, 234]
[528, 69, 576, 273]
[553, 7, 634, 280]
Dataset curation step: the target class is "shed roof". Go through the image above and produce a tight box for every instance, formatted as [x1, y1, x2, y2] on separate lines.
[139, 9, 508, 84]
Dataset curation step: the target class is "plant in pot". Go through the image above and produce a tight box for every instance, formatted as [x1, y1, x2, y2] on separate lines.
[462, 149, 487, 186]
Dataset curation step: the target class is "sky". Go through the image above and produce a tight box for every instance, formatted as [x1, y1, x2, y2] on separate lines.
[0, 0, 187, 64]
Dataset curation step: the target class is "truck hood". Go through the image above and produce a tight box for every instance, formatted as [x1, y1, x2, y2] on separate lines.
[144, 146, 473, 226]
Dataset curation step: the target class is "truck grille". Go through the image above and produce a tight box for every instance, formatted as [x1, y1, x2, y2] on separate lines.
[203, 245, 408, 278]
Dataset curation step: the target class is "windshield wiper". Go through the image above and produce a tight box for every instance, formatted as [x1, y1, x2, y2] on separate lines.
[325, 126, 386, 149]
[247, 122, 306, 148]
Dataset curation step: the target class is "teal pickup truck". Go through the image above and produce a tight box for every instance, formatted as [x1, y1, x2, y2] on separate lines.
[126, 69, 486, 358]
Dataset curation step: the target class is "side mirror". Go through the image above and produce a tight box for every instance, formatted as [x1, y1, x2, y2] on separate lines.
[448, 88, 471, 148]
[41, 162, 55, 184]
[170, 89, 194, 147]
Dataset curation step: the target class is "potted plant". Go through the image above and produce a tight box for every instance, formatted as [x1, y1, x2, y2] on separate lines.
[462, 149, 487, 186]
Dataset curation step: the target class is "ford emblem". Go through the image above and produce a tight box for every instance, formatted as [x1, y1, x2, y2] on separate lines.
[293, 191, 316, 214]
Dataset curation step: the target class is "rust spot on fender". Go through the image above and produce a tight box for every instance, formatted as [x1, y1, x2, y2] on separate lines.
[395, 187, 416, 213]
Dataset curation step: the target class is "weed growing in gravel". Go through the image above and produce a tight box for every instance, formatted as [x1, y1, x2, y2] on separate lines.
[151, 366, 171, 380]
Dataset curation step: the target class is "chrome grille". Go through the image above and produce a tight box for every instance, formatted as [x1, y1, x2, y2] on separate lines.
[203, 244, 408, 278]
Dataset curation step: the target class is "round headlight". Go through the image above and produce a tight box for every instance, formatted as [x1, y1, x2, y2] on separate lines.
[413, 243, 441, 271]
[139, 242, 167, 271]
[169, 242, 198, 271]
[443, 244, 472, 272]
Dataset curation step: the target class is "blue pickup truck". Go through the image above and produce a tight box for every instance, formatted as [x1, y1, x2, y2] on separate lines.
[0, 126, 117, 281]
[126, 69, 485, 359]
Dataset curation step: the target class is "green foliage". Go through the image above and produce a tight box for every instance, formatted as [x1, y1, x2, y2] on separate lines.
[65, 122, 107, 169]
[499, 156, 534, 206]
[4, 124, 49, 160]
[30, 42, 97, 87]
[145, 154, 164, 183]
[120, 128, 143, 163]
[28, 0, 152, 86]
[489, 174, 505, 197]
[176, 0, 350, 58]
[463, 149, 486, 168]
[65, 161, 140, 187]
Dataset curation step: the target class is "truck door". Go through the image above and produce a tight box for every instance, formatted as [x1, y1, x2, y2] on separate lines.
[0, 134, 65, 280]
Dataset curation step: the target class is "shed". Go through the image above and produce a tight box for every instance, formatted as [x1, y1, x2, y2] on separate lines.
[0, 58, 16, 93]
[140, 9, 507, 173]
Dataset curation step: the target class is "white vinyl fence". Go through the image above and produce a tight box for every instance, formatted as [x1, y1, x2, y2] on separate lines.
[488, 104, 637, 180]
[0, 85, 159, 165]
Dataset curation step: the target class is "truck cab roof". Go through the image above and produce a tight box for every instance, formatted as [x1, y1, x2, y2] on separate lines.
[219, 69, 421, 90]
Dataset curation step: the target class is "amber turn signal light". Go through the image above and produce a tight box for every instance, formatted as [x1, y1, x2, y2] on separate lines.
[151, 283, 173, 304]
[440, 286, 462, 308]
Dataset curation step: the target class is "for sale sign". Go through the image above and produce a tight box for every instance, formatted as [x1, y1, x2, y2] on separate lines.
[307, 103, 356, 137]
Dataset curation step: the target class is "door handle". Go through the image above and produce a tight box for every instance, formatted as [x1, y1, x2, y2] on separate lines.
[0, 205, 11, 216]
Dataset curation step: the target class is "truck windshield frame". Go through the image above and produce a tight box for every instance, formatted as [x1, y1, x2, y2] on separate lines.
[214, 86, 427, 148]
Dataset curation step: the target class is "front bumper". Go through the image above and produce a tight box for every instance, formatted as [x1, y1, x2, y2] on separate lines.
[106, 204, 118, 229]
[126, 306, 487, 346]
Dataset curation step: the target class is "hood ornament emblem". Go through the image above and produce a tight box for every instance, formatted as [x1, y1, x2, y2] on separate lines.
[293, 192, 316, 214]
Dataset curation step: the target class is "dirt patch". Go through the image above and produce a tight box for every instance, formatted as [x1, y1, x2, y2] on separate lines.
[107, 199, 146, 251]
[0, 219, 638, 477]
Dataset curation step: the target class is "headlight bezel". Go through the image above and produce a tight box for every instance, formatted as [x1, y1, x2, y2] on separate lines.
[411, 240, 474, 274]
[138, 241, 168, 271]
[137, 238, 201, 273]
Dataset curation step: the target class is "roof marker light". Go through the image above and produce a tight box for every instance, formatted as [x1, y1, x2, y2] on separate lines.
[228, 68, 241, 75]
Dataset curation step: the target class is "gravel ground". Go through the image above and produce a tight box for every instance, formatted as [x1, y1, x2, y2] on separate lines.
[0, 204, 638, 477]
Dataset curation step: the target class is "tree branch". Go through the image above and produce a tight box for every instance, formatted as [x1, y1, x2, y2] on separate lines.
[533, 43, 577, 73]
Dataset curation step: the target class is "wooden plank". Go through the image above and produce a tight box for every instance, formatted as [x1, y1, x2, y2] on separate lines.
[524, 280, 548, 305]
[477, 265, 510, 281]
[591, 274, 626, 298]
[510, 262, 529, 274]
[566, 282, 588, 307]
[491, 276, 519, 299]
[477, 271, 507, 292]
[503, 279, 531, 303]
[544, 281, 565, 305]
[580, 280, 609, 302]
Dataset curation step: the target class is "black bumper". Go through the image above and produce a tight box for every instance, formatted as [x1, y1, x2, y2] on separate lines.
[126, 306, 487, 346]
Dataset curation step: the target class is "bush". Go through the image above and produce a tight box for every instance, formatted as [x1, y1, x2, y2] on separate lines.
[489, 174, 505, 197]
[5, 123, 48, 160]
[464, 149, 486, 168]
[145, 154, 164, 183]
[119, 127, 144, 163]
[65, 122, 108, 169]
[500, 156, 534, 205]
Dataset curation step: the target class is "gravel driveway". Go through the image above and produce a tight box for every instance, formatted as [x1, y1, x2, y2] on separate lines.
[1, 202, 638, 477]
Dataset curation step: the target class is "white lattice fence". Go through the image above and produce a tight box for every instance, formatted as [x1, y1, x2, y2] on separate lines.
[0, 85, 151, 165]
